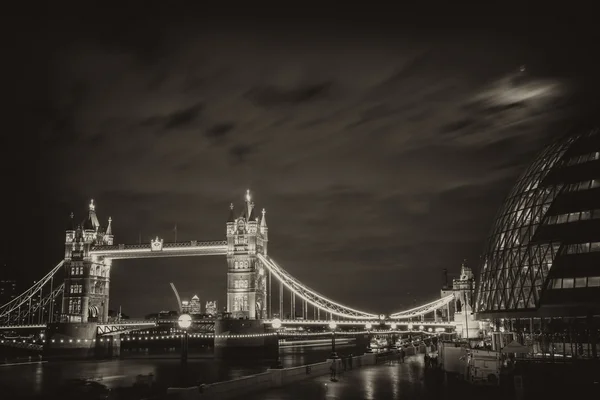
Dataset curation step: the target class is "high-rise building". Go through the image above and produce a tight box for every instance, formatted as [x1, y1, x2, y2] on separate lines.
[205, 300, 218, 316]
[181, 300, 190, 314]
[189, 295, 201, 314]
[0, 279, 17, 305]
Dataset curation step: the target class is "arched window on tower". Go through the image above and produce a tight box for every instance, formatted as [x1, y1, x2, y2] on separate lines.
[234, 261, 239, 269]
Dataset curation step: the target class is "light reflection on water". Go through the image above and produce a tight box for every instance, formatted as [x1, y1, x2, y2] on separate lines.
[0, 343, 359, 398]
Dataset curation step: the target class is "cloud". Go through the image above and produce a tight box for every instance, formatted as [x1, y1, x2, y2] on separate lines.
[34, 24, 590, 315]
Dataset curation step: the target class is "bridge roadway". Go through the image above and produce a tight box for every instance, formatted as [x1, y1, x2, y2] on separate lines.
[89, 241, 227, 259]
[0, 319, 455, 333]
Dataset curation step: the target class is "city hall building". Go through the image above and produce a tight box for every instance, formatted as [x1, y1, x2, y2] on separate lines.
[475, 126, 600, 358]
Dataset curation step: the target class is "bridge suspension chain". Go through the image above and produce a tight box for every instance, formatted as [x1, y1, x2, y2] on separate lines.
[0, 260, 64, 320]
[8, 283, 65, 325]
[258, 254, 378, 320]
[390, 294, 455, 319]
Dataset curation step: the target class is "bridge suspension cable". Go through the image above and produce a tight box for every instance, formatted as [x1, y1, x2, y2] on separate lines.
[0, 260, 64, 320]
[8, 283, 65, 325]
[390, 294, 455, 319]
[258, 254, 378, 320]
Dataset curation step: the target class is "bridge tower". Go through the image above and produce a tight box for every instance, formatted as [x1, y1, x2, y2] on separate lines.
[62, 200, 113, 323]
[226, 190, 268, 319]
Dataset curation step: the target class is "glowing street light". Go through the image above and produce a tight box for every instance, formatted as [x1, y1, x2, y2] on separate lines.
[271, 318, 282, 330]
[271, 318, 283, 369]
[390, 322, 397, 330]
[178, 314, 192, 329]
[178, 314, 192, 364]
[408, 323, 414, 331]
[329, 321, 338, 359]
[365, 322, 373, 353]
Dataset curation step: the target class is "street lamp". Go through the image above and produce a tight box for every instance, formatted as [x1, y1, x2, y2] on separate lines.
[178, 314, 192, 363]
[365, 322, 373, 353]
[271, 318, 283, 369]
[329, 321, 338, 359]
[177, 313, 192, 387]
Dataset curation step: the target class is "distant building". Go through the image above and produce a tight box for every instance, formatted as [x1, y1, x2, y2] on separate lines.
[205, 300, 218, 316]
[0, 279, 17, 305]
[181, 300, 190, 314]
[189, 295, 201, 314]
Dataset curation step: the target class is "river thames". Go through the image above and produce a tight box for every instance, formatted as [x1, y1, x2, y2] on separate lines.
[0, 342, 359, 398]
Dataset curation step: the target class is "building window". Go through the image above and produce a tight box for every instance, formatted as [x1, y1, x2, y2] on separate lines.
[234, 279, 249, 289]
[562, 278, 574, 289]
[588, 277, 600, 287]
[575, 277, 587, 288]
[552, 279, 562, 289]
[70, 284, 82, 294]
[234, 261, 239, 269]
[68, 298, 82, 314]
[232, 294, 249, 311]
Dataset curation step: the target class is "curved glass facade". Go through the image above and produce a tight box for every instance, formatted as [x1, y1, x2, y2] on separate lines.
[476, 128, 600, 317]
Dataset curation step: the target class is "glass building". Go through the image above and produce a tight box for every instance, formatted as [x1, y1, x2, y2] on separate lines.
[475, 127, 600, 358]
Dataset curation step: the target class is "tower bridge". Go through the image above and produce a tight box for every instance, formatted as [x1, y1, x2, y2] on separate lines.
[0, 190, 461, 358]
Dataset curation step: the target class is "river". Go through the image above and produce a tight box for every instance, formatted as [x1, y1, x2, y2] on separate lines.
[0, 342, 361, 398]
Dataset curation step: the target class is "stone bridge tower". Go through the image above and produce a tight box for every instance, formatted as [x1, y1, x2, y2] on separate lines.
[62, 200, 113, 323]
[226, 190, 268, 319]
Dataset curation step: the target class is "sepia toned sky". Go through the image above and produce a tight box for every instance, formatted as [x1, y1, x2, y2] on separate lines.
[3, 5, 599, 316]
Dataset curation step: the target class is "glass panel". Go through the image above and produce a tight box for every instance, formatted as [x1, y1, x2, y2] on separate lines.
[591, 242, 600, 252]
[547, 215, 558, 225]
[568, 212, 580, 222]
[557, 214, 568, 224]
[575, 277, 587, 288]
[587, 277, 600, 287]
[592, 180, 600, 189]
[562, 278, 574, 288]
[578, 181, 590, 190]
[581, 210, 591, 220]
[552, 279, 562, 289]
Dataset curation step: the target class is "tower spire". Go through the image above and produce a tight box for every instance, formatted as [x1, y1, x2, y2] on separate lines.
[106, 217, 112, 235]
[260, 208, 267, 228]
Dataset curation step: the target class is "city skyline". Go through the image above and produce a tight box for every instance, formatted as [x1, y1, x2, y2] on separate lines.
[3, 6, 600, 317]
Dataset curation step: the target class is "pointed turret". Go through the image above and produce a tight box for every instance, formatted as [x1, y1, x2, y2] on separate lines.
[105, 217, 112, 235]
[103, 216, 114, 245]
[244, 189, 252, 221]
[83, 199, 100, 231]
[260, 208, 267, 230]
[248, 202, 256, 221]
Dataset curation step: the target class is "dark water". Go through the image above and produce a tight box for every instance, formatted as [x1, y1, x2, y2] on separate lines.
[0, 343, 359, 398]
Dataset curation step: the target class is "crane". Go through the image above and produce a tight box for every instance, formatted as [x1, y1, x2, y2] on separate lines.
[170, 282, 183, 314]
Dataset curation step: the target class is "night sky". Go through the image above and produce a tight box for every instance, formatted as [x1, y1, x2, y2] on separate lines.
[2, 5, 599, 317]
